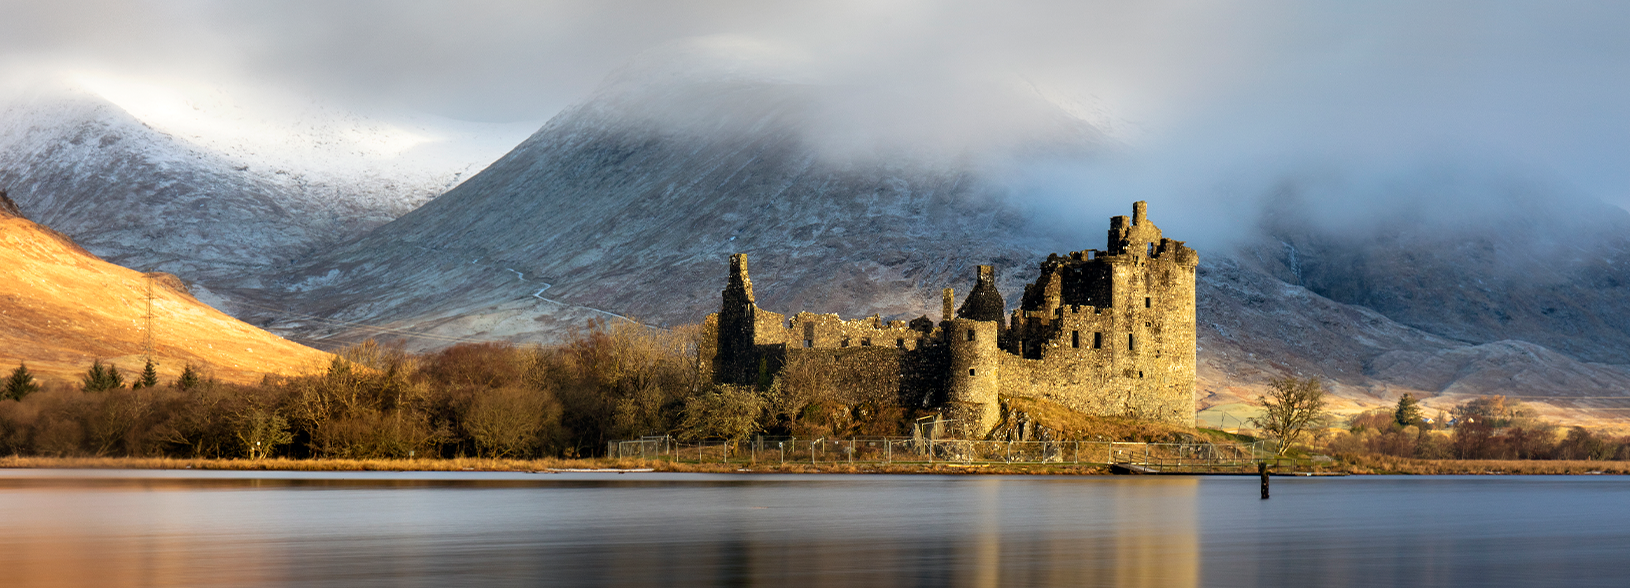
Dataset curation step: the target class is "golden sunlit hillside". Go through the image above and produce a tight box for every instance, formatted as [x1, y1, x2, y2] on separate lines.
[0, 208, 330, 385]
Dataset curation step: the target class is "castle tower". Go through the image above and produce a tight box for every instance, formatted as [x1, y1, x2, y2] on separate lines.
[945, 265, 1004, 437]
[715, 253, 759, 385]
[946, 317, 1000, 438]
[957, 265, 1005, 322]
[1107, 200, 1164, 257]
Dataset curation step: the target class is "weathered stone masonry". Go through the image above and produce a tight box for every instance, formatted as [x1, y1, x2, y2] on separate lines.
[700, 201, 1198, 437]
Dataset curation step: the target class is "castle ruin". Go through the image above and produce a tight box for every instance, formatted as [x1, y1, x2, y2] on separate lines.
[700, 201, 1198, 437]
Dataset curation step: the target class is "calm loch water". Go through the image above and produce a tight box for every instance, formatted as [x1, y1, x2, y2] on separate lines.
[0, 470, 1626, 587]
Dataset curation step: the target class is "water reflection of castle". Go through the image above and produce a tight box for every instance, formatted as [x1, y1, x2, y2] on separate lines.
[597, 477, 1200, 587]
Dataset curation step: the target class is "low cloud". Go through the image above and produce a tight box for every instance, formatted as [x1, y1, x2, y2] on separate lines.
[6, 1, 1630, 231]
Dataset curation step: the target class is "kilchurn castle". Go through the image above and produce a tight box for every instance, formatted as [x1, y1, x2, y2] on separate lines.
[700, 201, 1198, 438]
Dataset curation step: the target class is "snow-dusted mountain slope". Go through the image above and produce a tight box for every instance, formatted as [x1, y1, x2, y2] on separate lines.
[1243, 190, 1630, 365]
[262, 71, 1100, 342]
[0, 75, 534, 295]
[260, 63, 1630, 424]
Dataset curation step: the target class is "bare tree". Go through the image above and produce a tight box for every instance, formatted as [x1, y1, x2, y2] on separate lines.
[676, 385, 766, 443]
[464, 386, 558, 458]
[1250, 377, 1330, 456]
[235, 407, 293, 459]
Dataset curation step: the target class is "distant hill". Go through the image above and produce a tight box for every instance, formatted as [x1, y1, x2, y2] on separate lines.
[0, 193, 330, 385]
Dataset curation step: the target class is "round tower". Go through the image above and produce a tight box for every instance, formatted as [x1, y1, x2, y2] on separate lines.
[945, 317, 1000, 438]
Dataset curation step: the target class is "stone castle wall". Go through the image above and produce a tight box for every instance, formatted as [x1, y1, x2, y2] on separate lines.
[701, 201, 1198, 437]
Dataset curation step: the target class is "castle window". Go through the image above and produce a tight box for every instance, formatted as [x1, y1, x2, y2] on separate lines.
[804, 339, 813, 348]
[1139, 371, 1144, 378]
[969, 368, 976, 376]
[861, 338, 871, 347]
[1094, 332, 1102, 349]
[1072, 331, 1080, 349]
[896, 338, 905, 348]
[1128, 334, 1136, 350]
[1147, 242, 1155, 257]
[967, 329, 976, 341]
[1145, 297, 1151, 308]
[841, 339, 850, 347]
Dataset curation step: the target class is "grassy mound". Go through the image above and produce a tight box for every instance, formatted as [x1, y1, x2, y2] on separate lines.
[993, 396, 1238, 443]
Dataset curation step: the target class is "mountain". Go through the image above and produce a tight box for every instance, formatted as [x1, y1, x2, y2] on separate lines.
[0, 193, 329, 384]
[252, 62, 1630, 427]
[1246, 187, 1630, 364]
[1193, 254, 1630, 429]
[0, 77, 534, 306]
[260, 67, 1099, 346]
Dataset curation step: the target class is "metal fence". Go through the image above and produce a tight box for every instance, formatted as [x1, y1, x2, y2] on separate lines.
[610, 435, 1273, 470]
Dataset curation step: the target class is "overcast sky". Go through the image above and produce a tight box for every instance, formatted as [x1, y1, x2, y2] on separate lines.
[5, 1, 1630, 220]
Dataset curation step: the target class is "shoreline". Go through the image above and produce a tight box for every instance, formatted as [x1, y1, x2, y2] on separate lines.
[1, 456, 1626, 475]
[0, 456, 1112, 475]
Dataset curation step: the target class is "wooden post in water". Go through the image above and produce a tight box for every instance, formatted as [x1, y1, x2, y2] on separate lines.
[1259, 462, 1270, 499]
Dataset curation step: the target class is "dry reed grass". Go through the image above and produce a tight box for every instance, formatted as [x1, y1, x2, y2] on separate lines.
[0, 455, 1116, 475]
[1337, 454, 1630, 475]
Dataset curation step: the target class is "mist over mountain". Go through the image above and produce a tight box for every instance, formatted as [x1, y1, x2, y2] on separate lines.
[0, 77, 533, 302]
[3, 24, 1625, 424]
[1244, 178, 1630, 365]
[260, 54, 1104, 344]
[244, 55, 1630, 423]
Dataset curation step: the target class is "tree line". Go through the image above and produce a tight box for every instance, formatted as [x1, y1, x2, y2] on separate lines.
[1323, 392, 1630, 461]
[7, 337, 1627, 461]
[0, 322, 919, 460]
[1249, 377, 1630, 461]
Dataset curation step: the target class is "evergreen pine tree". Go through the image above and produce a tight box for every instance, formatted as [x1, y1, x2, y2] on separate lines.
[174, 363, 202, 391]
[81, 360, 124, 392]
[134, 358, 160, 389]
[3, 362, 40, 400]
[1394, 393, 1424, 427]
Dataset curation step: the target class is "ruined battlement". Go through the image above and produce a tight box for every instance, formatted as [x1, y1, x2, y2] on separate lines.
[701, 201, 1197, 437]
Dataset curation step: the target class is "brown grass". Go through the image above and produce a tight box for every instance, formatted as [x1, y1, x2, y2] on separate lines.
[1336, 454, 1630, 475]
[0, 216, 331, 385]
[1001, 396, 1223, 442]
